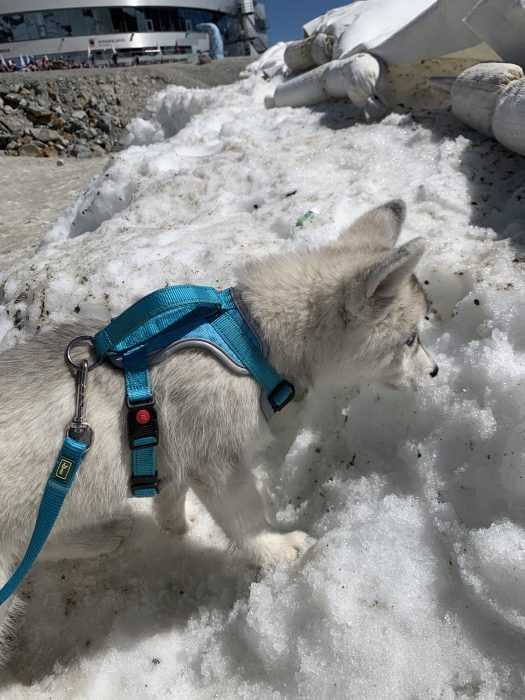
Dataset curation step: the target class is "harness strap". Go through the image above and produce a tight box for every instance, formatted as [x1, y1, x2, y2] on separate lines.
[94, 285, 295, 498]
[213, 294, 295, 411]
[123, 349, 159, 497]
[95, 285, 226, 358]
[0, 437, 88, 605]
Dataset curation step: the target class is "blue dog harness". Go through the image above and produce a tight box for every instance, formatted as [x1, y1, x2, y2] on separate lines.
[0, 285, 294, 605]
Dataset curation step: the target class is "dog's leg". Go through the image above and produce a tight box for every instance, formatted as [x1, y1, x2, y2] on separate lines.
[153, 484, 189, 535]
[193, 463, 312, 567]
[0, 549, 24, 670]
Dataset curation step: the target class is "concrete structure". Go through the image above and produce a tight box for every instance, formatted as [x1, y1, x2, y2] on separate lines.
[0, 0, 267, 62]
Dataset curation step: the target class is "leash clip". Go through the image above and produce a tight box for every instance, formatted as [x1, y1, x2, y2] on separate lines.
[67, 359, 93, 449]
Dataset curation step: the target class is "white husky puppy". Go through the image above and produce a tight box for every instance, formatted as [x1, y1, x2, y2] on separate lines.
[0, 200, 437, 663]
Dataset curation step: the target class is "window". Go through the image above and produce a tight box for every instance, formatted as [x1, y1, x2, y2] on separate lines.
[0, 6, 229, 43]
[109, 8, 138, 33]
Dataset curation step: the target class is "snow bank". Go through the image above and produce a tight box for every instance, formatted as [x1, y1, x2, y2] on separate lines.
[2, 59, 525, 698]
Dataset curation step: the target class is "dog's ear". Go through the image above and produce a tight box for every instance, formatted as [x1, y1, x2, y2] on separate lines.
[340, 200, 406, 247]
[365, 237, 426, 300]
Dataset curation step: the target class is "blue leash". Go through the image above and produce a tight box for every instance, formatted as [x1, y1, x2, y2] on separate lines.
[0, 356, 93, 606]
[0, 439, 88, 606]
[0, 285, 295, 605]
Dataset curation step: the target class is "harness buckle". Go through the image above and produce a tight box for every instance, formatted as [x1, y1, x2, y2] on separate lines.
[127, 401, 159, 448]
[130, 471, 160, 495]
[268, 380, 296, 412]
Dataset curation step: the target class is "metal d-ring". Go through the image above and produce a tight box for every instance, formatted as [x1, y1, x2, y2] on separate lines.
[65, 336, 101, 372]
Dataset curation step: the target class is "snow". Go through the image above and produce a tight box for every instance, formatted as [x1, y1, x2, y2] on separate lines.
[2, 54, 525, 698]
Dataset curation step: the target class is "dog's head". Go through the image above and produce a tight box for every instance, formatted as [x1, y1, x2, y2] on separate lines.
[329, 199, 438, 390]
[238, 200, 437, 392]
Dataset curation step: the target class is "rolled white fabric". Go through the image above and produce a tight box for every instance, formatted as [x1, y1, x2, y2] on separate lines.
[284, 34, 334, 74]
[272, 53, 385, 113]
[492, 79, 525, 157]
[451, 63, 523, 137]
[273, 63, 329, 108]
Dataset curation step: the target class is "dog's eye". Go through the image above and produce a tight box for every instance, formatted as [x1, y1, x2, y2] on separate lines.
[406, 333, 418, 347]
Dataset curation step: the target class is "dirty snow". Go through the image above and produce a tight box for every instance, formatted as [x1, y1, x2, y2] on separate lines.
[1, 53, 525, 699]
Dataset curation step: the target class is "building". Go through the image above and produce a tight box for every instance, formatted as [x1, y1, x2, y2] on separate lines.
[0, 0, 267, 63]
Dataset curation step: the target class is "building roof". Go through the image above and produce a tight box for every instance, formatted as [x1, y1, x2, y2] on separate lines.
[0, 0, 239, 15]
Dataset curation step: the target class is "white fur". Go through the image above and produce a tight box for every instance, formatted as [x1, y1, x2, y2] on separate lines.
[0, 200, 437, 665]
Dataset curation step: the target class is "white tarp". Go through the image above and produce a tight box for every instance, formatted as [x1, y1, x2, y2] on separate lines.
[465, 0, 525, 67]
[303, 0, 482, 65]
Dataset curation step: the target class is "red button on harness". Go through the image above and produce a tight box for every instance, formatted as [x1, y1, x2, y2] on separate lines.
[135, 409, 151, 425]
[127, 403, 159, 449]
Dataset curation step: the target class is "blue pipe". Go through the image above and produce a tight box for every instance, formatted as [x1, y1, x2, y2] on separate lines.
[196, 23, 225, 60]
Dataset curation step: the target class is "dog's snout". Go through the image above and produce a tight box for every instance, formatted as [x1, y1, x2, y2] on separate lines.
[430, 364, 439, 378]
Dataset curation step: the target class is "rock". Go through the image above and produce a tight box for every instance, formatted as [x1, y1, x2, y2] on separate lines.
[72, 144, 92, 159]
[19, 143, 43, 157]
[56, 158, 65, 167]
[3, 93, 22, 108]
[0, 131, 12, 149]
[24, 103, 54, 124]
[97, 114, 113, 133]
[66, 118, 85, 133]
[42, 144, 59, 158]
[50, 115, 66, 130]
[29, 127, 61, 143]
[71, 109, 87, 121]
[0, 112, 32, 136]
[90, 144, 107, 156]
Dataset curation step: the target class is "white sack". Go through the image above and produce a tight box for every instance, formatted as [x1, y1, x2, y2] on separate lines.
[303, 0, 480, 64]
[451, 63, 523, 137]
[273, 54, 385, 117]
[273, 63, 328, 107]
[465, 0, 525, 67]
[492, 79, 525, 157]
[284, 34, 334, 74]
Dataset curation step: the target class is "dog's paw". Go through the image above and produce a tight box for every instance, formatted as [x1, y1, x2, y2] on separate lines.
[158, 515, 189, 536]
[248, 530, 314, 567]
